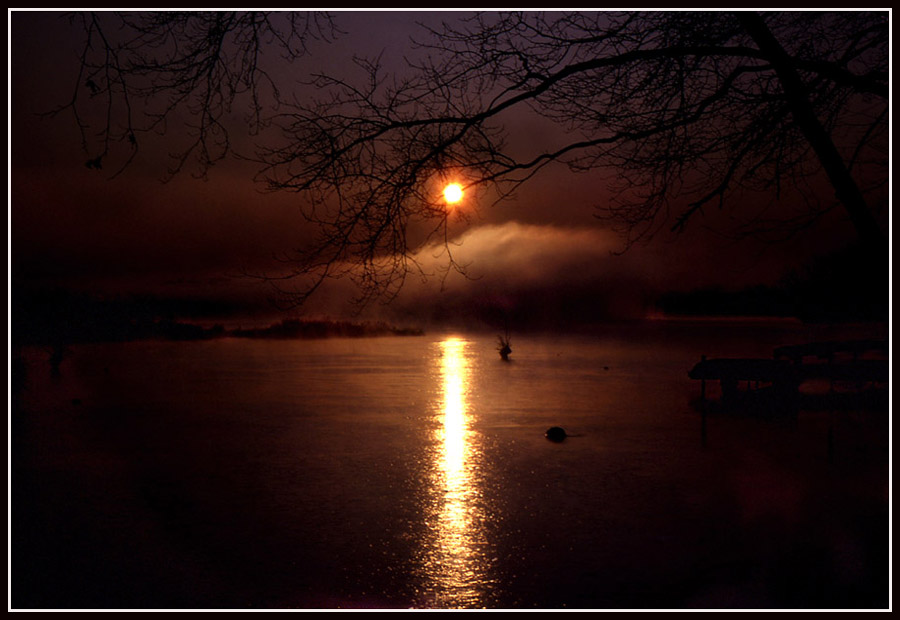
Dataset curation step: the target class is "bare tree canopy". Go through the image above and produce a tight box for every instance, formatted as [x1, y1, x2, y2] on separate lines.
[57, 11, 889, 307]
[50, 11, 339, 177]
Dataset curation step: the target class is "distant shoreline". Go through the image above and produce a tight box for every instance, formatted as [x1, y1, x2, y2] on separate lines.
[12, 317, 425, 348]
[13, 311, 888, 348]
[229, 318, 425, 340]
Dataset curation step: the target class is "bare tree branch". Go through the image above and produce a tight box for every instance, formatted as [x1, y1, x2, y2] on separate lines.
[54, 10, 888, 306]
[45, 11, 338, 179]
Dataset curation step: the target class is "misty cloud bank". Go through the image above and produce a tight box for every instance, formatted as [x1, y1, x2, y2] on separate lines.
[248, 220, 833, 329]
[14, 218, 884, 343]
[383, 222, 662, 329]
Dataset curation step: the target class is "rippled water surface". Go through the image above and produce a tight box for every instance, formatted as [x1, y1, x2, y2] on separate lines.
[12, 321, 889, 609]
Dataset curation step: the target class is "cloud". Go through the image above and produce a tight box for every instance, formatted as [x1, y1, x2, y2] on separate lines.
[384, 221, 660, 328]
[422, 221, 621, 283]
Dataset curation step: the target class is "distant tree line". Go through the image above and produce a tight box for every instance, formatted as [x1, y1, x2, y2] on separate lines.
[11, 287, 423, 347]
[231, 318, 423, 339]
[656, 243, 887, 322]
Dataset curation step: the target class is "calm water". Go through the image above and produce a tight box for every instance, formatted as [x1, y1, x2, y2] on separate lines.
[11, 320, 889, 609]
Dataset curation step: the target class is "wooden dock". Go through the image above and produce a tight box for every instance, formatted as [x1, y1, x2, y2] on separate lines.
[689, 340, 888, 405]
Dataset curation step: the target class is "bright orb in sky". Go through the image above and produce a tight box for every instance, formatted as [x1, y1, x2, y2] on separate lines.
[443, 183, 463, 204]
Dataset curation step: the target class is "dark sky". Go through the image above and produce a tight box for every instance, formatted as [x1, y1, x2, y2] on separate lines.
[10, 11, 880, 327]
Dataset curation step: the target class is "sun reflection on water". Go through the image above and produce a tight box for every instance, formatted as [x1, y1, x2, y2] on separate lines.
[417, 337, 493, 608]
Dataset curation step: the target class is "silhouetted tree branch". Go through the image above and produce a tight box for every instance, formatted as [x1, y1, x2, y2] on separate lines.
[47, 11, 338, 179]
[58, 11, 888, 307]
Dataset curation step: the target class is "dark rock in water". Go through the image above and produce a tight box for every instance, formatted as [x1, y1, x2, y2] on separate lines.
[545, 426, 567, 442]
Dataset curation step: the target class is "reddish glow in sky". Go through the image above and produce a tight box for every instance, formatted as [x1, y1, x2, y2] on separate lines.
[10, 11, 880, 325]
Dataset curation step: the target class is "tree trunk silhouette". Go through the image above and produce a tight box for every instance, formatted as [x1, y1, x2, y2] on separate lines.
[737, 11, 885, 248]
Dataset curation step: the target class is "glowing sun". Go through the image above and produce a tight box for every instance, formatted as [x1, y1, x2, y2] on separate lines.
[443, 183, 463, 204]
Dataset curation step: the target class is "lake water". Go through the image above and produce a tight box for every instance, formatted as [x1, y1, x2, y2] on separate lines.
[11, 320, 889, 609]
